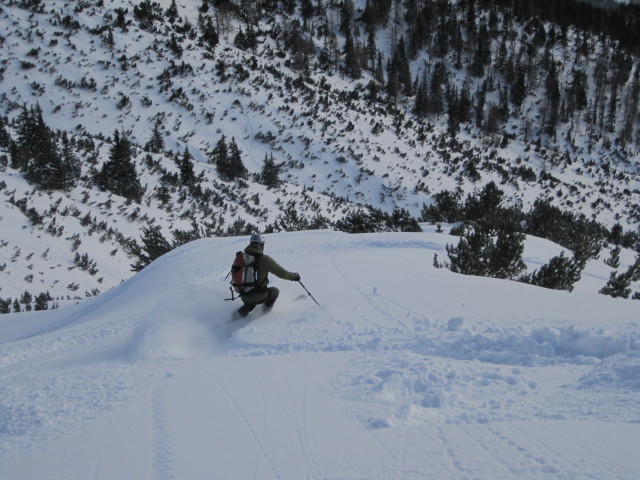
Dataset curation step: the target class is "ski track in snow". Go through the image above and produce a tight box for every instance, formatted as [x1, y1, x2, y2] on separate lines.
[191, 359, 284, 480]
[274, 357, 320, 480]
[1, 231, 639, 479]
[151, 386, 175, 480]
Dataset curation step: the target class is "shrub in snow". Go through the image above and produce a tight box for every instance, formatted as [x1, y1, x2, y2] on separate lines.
[446, 221, 526, 280]
[524, 199, 606, 266]
[520, 252, 582, 292]
[599, 257, 640, 299]
[128, 225, 173, 272]
[335, 207, 421, 234]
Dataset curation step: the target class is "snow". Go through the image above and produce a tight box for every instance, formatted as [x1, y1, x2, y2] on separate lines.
[1, 229, 639, 479]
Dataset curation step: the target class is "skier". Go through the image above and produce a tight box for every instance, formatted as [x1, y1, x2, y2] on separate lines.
[233, 233, 300, 319]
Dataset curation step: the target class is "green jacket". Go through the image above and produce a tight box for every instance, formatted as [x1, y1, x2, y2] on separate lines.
[241, 242, 297, 304]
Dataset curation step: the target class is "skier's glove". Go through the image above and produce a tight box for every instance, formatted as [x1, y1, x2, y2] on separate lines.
[293, 273, 301, 281]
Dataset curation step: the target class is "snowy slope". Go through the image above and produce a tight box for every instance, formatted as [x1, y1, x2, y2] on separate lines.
[2, 0, 640, 307]
[1, 230, 639, 479]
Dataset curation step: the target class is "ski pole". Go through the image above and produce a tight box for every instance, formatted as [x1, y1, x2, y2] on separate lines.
[298, 280, 320, 306]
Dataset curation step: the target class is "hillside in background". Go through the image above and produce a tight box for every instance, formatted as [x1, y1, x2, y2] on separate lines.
[0, 0, 639, 306]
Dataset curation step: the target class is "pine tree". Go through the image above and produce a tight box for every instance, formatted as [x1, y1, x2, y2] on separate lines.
[301, 0, 314, 27]
[129, 225, 173, 271]
[166, 0, 178, 23]
[459, 82, 472, 123]
[344, 32, 362, 79]
[447, 217, 526, 280]
[420, 189, 463, 223]
[60, 132, 81, 186]
[0, 116, 11, 148]
[470, 24, 487, 77]
[178, 147, 196, 186]
[133, 0, 163, 32]
[521, 252, 582, 291]
[414, 70, 429, 117]
[0, 297, 11, 314]
[476, 79, 489, 127]
[114, 7, 128, 31]
[490, 228, 527, 279]
[200, 15, 219, 51]
[366, 26, 377, 72]
[259, 153, 281, 188]
[211, 136, 246, 181]
[390, 208, 421, 232]
[228, 137, 247, 181]
[34, 292, 52, 311]
[446, 224, 493, 277]
[16, 104, 77, 190]
[599, 255, 640, 299]
[211, 134, 228, 169]
[510, 60, 527, 109]
[374, 52, 384, 85]
[386, 57, 399, 103]
[362, 0, 378, 30]
[429, 62, 447, 114]
[447, 87, 461, 137]
[544, 61, 561, 137]
[389, 37, 411, 97]
[145, 121, 165, 153]
[600, 270, 632, 299]
[464, 181, 504, 226]
[339, 0, 354, 35]
[609, 223, 624, 245]
[604, 246, 621, 269]
[20, 0, 43, 13]
[96, 130, 144, 202]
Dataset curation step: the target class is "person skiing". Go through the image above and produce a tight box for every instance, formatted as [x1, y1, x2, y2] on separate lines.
[233, 233, 300, 318]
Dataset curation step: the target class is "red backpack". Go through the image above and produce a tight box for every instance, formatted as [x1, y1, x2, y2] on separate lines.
[227, 251, 258, 300]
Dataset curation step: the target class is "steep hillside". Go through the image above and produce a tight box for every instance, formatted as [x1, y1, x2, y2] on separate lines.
[1, 0, 639, 305]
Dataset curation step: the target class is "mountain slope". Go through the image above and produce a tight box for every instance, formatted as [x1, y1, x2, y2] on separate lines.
[2, 0, 640, 306]
[1, 230, 639, 479]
